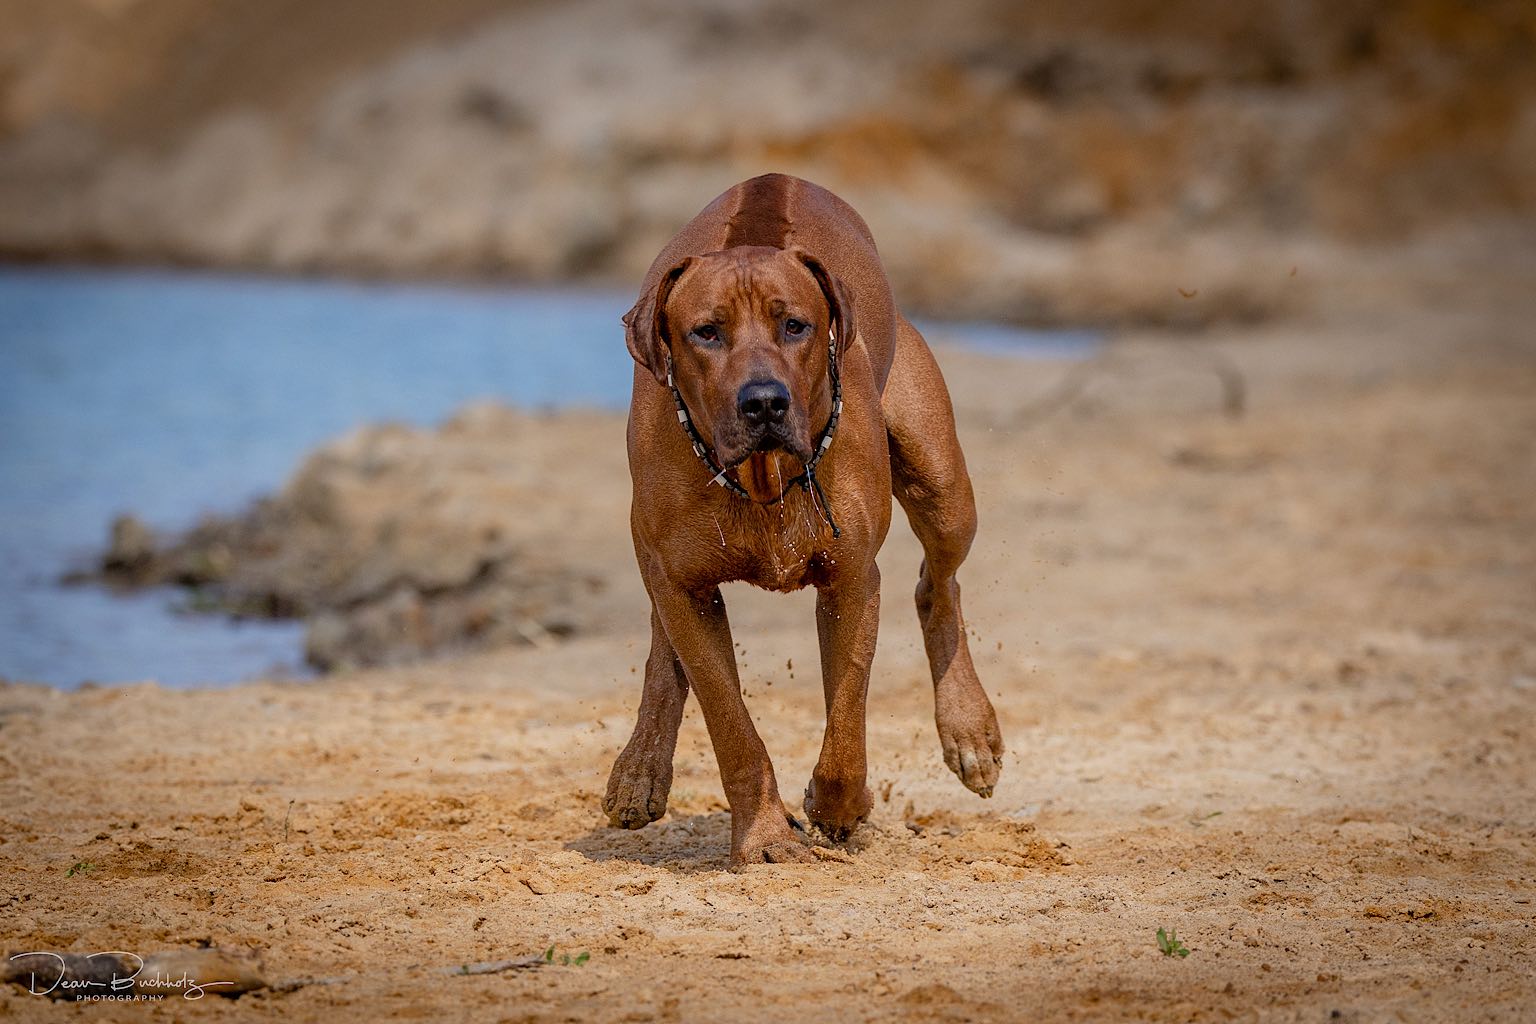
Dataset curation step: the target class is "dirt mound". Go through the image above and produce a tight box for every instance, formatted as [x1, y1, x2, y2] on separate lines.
[90, 404, 620, 670]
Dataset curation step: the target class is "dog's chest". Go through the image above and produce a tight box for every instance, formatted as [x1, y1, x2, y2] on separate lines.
[718, 494, 835, 592]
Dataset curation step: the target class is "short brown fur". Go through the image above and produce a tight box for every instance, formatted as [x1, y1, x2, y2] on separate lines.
[723, 173, 793, 249]
[607, 173, 1003, 866]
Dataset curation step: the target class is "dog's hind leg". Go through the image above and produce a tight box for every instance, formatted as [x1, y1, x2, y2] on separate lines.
[882, 316, 1004, 796]
[603, 607, 689, 829]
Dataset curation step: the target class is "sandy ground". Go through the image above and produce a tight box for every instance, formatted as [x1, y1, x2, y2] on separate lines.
[2, 299, 1534, 1021]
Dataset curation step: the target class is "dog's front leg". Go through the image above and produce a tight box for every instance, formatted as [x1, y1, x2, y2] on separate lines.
[648, 573, 813, 867]
[804, 560, 880, 841]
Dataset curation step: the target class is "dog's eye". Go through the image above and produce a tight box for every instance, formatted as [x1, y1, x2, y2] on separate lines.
[784, 318, 809, 338]
[690, 324, 719, 343]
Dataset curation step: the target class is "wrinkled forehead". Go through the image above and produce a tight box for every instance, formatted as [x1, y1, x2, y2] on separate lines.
[668, 249, 823, 322]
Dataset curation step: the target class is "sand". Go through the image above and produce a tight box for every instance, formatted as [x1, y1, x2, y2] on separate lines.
[2, 298, 1534, 1021]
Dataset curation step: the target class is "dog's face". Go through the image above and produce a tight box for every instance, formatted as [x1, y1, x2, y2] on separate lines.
[625, 246, 855, 473]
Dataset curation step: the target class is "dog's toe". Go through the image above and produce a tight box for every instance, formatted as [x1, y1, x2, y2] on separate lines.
[602, 759, 670, 830]
[939, 707, 1005, 797]
[945, 742, 1003, 796]
[607, 798, 659, 830]
[816, 822, 857, 844]
[958, 747, 1001, 797]
[759, 840, 817, 865]
[803, 777, 872, 843]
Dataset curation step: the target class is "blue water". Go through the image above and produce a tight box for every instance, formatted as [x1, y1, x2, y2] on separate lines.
[0, 266, 1095, 688]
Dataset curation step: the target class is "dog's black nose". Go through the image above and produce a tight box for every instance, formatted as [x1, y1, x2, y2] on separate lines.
[737, 380, 790, 427]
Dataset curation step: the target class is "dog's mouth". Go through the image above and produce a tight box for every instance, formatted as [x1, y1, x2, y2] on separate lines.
[712, 427, 813, 504]
[721, 425, 809, 470]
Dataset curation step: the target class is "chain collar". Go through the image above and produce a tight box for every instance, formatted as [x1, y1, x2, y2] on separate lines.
[664, 326, 843, 538]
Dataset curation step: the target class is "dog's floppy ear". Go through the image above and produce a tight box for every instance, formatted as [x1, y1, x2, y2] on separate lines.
[792, 249, 856, 357]
[623, 257, 693, 383]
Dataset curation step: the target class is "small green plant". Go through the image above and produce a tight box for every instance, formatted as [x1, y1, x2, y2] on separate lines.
[1157, 927, 1190, 958]
[66, 861, 95, 877]
[543, 945, 590, 967]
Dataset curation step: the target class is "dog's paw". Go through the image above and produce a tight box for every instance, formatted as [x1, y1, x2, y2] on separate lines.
[936, 693, 1005, 797]
[803, 776, 873, 843]
[602, 750, 672, 830]
[731, 837, 817, 869]
[730, 815, 817, 868]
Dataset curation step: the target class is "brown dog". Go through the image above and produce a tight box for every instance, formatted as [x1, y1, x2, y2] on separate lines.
[603, 173, 1003, 866]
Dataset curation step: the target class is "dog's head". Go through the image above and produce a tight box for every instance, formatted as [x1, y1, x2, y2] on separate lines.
[624, 245, 855, 481]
